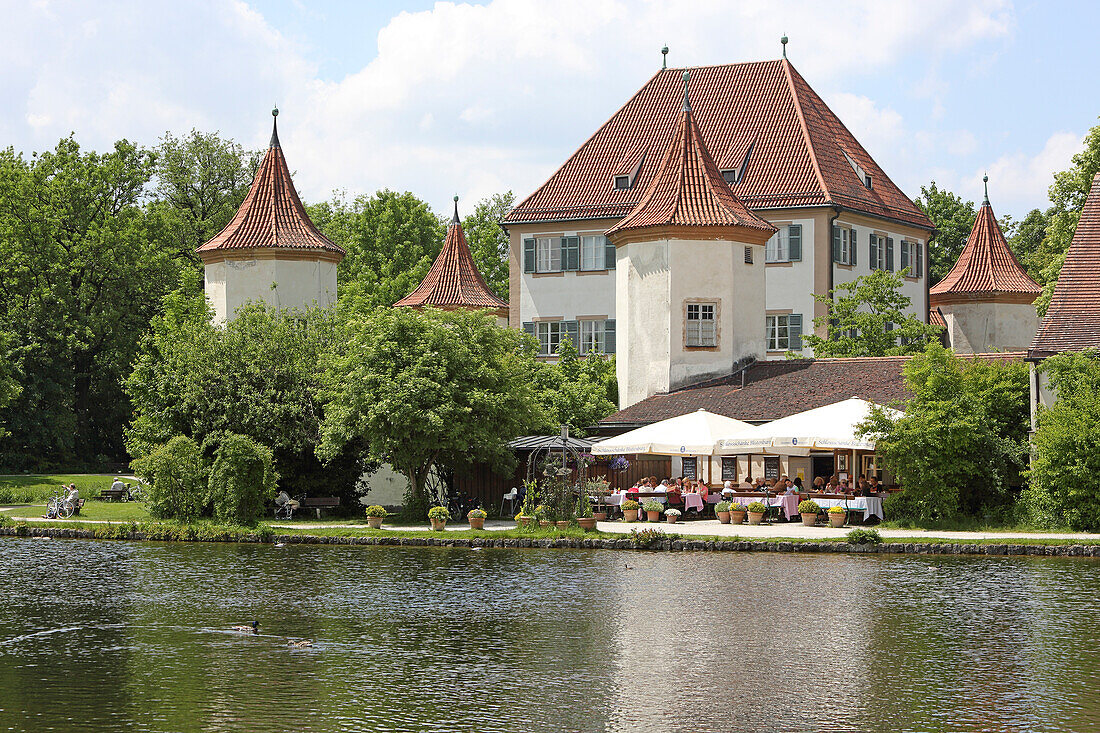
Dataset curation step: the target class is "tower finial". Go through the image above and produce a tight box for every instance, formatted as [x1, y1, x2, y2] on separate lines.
[682, 70, 691, 112]
[781, 34, 788, 59]
[269, 105, 280, 148]
[661, 45, 669, 69]
[452, 194, 460, 224]
[983, 173, 989, 204]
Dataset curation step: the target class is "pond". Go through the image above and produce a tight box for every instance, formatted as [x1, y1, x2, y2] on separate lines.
[1, 538, 1098, 732]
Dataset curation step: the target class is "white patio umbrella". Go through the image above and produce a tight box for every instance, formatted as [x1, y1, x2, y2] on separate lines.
[591, 409, 754, 456]
[715, 397, 902, 456]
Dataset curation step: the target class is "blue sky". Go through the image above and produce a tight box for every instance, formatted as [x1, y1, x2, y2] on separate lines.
[3, 1, 1097, 220]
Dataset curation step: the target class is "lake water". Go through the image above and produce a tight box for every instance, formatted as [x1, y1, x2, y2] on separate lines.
[1, 538, 1098, 732]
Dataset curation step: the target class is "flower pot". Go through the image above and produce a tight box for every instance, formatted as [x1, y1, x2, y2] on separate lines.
[646, 510, 661, 522]
[623, 509, 639, 522]
[666, 515, 679, 524]
[469, 517, 485, 530]
[730, 511, 746, 525]
[367, 516, 383, 529]
[829, 513, 846, 528]
[717, 510, 731, 524]
[555, 520, 570, 529]
[539, 520, 552, 528]
[517, 516, 532, 527]
[430, 519, 447, 531]
[748, 511, 765, 525]
[801, 512, 818, 527]
[577, 517, 597, 531]
[592, 511, 607, 522]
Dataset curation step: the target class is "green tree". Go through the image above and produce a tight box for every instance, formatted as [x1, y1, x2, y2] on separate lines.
[1026, 351, 1100, 530]
[319, 306, 543, 513]
[309, 190, 445, 307]
[1002, 207, 1051, 282]
[130, 435, 208, 521]
[207, 432, 278, 525]
[530, 338, 618, 434]
[914, 182, 976, 285]
[859, 343, 1029, 523]
[462, 192, 514, 301]
[803, 269, 943, 357]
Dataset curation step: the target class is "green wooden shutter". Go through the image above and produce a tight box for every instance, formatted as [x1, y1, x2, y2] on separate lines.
[886, 237, 894, 271]
[523, 238, 536, 273]
[869, 233, 878, 270]
[900, 241, 909, 272]
[604, 237, 616, 270]
[849, 229, 856, 266]
[561, 236, 580, 271]
[788, 224, 802, 261]
[564, 320, 580, 350]
[916, 241, 923, 276]
[832, 225, 841, 262]
[788, 314, 803, 351]
[605, 319, 615, 353]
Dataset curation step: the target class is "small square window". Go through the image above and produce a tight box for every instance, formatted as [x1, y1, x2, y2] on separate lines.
[686, 302, 717, 347]
[614, 175, 631, 190]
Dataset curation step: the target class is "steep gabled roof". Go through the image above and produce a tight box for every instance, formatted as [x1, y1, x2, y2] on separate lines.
[395, 199, 509, 314]
[606, 82, 775, 237]
[1030, 172, 1100, 357]
[930, 180, 1039, 303]
[197, 110, 344, 262]
[505, 59, 932, 230]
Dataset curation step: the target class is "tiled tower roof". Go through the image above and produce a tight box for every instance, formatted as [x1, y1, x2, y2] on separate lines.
[606, 73, 775, 239]
[1030, 171, 1100, 357]
[196, 110, 344, 262]
[929, 178, 1039, 304]
[394, 198, 509, 316]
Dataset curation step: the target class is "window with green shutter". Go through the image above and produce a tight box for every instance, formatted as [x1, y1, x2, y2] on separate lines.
[561, 236, 580, 271]
[604, 237, 616, 270]
[523, 238, 536, 273]
[788, 314, 803, 350]
[563, 320, 580, 350]
[869, 233, 879, 270]
[900, 240, 909, 272]
[788, 224, 802, 261]
[605, 319, 615, 353]
[849, 228, 857, 266]
[832, 225, 841, 263]
[916, 241, 923, 276]
[886, 237, 894, 271]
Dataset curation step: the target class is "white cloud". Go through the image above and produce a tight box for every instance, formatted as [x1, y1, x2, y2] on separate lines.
[981, 131, 1083, 212]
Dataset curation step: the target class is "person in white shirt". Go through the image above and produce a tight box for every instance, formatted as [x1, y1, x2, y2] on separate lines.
[111, 477, 125, 493]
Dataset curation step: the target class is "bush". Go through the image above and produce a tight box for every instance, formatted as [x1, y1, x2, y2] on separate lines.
[747, 501, 767, 513]
[364, 505, 387, 518]
[574, 492, 593, 518]
[641, 500, 664, 513]
[621, 499, 640, 511]
[206, 433, 278, 526]
[630, 527, 678, 548]
[428, 505, 450, 521]
[798, 499, 820, 514]
[715, 501, 732, 512]
[846, 528, 882, 545]
[467, 508, 487, 519]
[130, 436, 208, 521]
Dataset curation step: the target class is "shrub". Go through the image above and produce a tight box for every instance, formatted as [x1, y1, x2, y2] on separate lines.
[827, 505, 846, 514]
[428, 505, 450, 521]
[665, 508, 681, 517]
[641, 500, 664, 513]
[467, 508, 487, 519]
[574, 492, 593, 518]
[747, 501, 767, 513]
[534, 503, 550, 519]
[621, 499, 640, 511]
[364, 505, 387, 518]
[798, 499, 820, 514]
[630, 527, 678, 548]
[846, 528, 882, 545]
[715, 501, 732, 512]
[206, 433, 278, 526]
[130, 435, 208, 521]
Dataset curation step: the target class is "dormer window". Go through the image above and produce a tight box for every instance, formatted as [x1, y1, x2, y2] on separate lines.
[612, 147, 646, 191]
[841, 149, 872, 190]
[614, 175, 632, 190]
[719, 141, 754, 187]
[721, 169, 738, 185]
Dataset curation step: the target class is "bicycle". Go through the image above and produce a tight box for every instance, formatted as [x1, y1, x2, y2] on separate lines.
[46, 489, 75, 519]
[124, 482, 145, 502]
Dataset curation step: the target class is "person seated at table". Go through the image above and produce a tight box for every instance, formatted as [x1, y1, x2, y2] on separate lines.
[665, 482, 683, 507]
[782, 480, 797, 496]
[792, 477, 803, 492]
[740, 475, 753, 489]
[838, 478, 851, 494]
[753, 477, 766, 491]
[812, 476, 825, 492]
[722, 480, 735, 497]
[696, 482, 709, 502]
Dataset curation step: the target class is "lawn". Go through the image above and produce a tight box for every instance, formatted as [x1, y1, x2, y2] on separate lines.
[4, 499, 151, 522]
[0, 474, 120, 504]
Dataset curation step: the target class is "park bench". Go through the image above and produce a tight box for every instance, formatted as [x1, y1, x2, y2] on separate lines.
[99, 488, 127, 502]
[300, 496, 340, 519]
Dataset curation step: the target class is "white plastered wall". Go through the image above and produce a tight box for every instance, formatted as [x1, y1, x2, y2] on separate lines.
[205, 257, 338, 323]
[763, 216, 816, 358]
[940, 301, 1039, 354]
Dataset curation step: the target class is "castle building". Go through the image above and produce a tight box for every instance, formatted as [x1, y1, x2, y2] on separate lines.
[196, 109, 344, 323]
[503, 51, 934, 360]
[929, 176, 1040, 353]
[607, 72, 775, 408]
[395, 197, 510, 325]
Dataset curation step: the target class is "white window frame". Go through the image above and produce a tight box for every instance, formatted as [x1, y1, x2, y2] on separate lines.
[580, 235, 604, 271]
[537, 322, 563, 356]
[766, 314, 791, 351]
[837, 228, 852, 265]
[686, 303, 717, 347]
[536, 237, 561, 273]
[580, 320, 605, 354]
[870, 234, 886, 271]
[765, 230, 789, 263]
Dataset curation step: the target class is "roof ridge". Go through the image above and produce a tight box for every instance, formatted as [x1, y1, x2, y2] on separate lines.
[780, 59, 829, 201]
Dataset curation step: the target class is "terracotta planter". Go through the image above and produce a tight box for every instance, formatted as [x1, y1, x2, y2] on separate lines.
[539, 520, 552, 528]
[516, 516, 532, 527]
[623, 509, 639, 522]
[430, 518, 447, 531]
[577, 517, 597, 531]
[717, 510, 731, 524]
[730, 511, 746, 525]
[469, 517, 485, 530]
[592, 511, 607, 522]
[646, 510, 661, 522]
[666, 514, 679, 524]
[800, 512, 818, 527]
[367, 516, 383, 529]
[555, 520, 570, 529]
[829, 512, 846, 528]
[748, 511, 765, 525]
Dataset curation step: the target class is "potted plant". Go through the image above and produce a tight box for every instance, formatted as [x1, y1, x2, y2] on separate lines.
[467, 507, 487, 530]
[585, 478, 609, 521]
[665, 508, 682, 524]
[747, 501, 767, 525]
[828, 505, 847, 528]
[730, 503, 747, 525]
[642, 500, 663, 522]
[536, 504, 552, 528]
[575, 493, 597, 531]
[621, 499, 640, 522]
[428, 505, 449, 531]
[798, 499, 820, 527]
[715, 500, 732, 524]
[515, 513, 533, 528]
[364, 504, 387, 529]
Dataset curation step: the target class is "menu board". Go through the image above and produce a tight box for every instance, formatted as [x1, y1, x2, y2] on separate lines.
[721, 457, 738, 482]
[681, 457, 698, 480]
[764, 457, 780, 481]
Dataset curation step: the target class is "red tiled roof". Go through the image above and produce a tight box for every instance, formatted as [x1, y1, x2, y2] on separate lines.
[505, 60, 932, 230]
[929, 191, 1039, 302]
[929, 307, 947, 328]
[197, 113, 344, 261]
[1030, 172, 1100, 356]
[395, 202, 509, 313]
[605, 95, 775, 236]
[600, 353, 1024, 426]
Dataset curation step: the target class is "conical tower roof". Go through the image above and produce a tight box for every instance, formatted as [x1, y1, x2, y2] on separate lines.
[606, 72, 775, 241]
[394, 198, 509, 316]
[197, 109, 344, 262]
[929, 177, 1038, 304]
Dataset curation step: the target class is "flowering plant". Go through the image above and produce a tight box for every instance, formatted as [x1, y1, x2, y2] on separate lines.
[827, 505, 846, 514]
[608, 456, 630, 472]
[731, 503, 748, 512]
[364, 505, 387, 517]
[467, 508, 487, 519]
[621, 499, 640, 511]
[747, 501, 767, 513]
[715, 501, 731, 512]
[665, 508, 681, 517]
[427, 506, 450, 521]
[798, 499, 820, 514]
[641, 500, 664, 513]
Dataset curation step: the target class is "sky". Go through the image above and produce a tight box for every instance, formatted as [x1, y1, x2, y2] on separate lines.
[2, 0, 1097, 221]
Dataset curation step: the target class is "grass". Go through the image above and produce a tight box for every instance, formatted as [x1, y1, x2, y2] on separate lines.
[0, 474, 119, 504]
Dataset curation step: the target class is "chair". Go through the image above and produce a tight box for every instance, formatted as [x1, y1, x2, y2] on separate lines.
[500, 488, 518, 517]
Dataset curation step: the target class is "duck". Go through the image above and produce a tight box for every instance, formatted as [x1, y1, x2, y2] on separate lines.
[232, 621, 259, 634]
[288, 639, 313, 648]
[273, 542, 286, 548]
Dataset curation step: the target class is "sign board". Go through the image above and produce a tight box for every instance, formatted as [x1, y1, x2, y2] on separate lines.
[721, 457, 738, 482]
[764, 457, 780, 481]
[681, 457, 698, 480]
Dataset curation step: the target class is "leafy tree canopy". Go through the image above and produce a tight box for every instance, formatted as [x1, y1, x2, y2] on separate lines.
[461, 192, 514, 301]
[803, 269, 943, 357]
[529, 338, 618, 435]
[914, 182, 976, 285]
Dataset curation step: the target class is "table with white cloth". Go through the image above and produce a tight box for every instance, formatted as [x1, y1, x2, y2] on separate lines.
[727, 494, 800, 519]
[811, 496, 885, 520]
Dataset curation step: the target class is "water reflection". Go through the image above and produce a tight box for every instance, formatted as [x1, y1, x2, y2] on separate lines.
[1, 539, 1098, 732]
